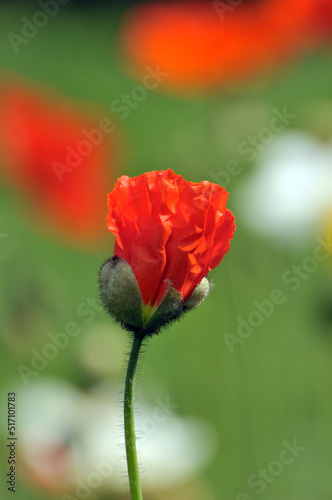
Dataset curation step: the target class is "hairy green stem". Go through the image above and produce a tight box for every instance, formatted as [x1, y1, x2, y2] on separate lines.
[124, 333, 144, 500]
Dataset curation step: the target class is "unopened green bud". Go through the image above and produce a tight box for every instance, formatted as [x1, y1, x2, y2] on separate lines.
[98, 256, 211, 336]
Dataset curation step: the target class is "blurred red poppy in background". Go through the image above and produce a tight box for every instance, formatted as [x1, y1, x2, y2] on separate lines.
[0, 77, 117, 250]
[107, 169, 235, 308]
[309, 0, 332, 40]
[119, 0, 332, 95]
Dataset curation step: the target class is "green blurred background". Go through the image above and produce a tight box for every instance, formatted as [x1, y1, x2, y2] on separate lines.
[0, 2, 332, 499]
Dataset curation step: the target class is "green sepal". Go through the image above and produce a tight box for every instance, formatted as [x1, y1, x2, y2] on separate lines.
[98, 256, 144, 331]
[98, 256, 211, 336]
[183, 277, 211, 311]
[143, 283, 183, 334]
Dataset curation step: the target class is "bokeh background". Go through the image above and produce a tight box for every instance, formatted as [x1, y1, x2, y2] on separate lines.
[1, 1, 332, 499]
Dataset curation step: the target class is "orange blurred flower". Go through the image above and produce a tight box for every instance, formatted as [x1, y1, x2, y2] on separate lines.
[119, 0, 330, 95]
[0, 77, 117, 249]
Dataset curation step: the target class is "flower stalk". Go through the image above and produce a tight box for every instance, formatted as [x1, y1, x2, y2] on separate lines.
[124, 333, 144, 500]
[98, 168, 236, 498]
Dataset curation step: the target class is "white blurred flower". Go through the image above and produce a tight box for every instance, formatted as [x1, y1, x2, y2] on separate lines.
[16, 377, 217, 497]
[16, 378, 81, 492]
[237, 131, 332, 241]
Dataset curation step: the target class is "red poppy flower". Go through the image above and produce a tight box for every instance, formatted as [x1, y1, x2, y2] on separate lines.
[0, 78, 117, 249]
[307, 0, 332, 40]
[107, 169, 235, 312]
[119, 0, 320, 95]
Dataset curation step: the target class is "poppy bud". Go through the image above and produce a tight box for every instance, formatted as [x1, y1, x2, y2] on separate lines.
[98, 256, 211, 336]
